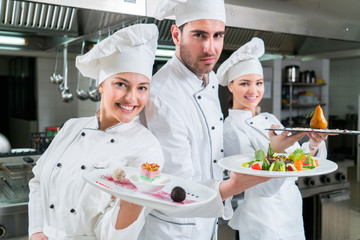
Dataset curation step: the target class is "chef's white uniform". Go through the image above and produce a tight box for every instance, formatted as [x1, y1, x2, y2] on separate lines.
[28, 115, 163, 240]
[224, 109, 326, 240]
[140, 56, 232, 240]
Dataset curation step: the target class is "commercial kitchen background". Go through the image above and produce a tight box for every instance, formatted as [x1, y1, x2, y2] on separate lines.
[0, 0, 359, 239]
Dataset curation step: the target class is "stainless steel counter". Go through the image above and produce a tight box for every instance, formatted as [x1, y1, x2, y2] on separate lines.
[0, 153, 41, 240]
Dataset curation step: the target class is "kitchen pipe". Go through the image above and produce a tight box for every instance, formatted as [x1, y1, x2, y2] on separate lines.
[61, 43, 73, 103]
[76, 40, 89, 100]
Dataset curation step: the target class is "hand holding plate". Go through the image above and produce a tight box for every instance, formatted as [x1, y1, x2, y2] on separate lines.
[268, 124, 306, 153]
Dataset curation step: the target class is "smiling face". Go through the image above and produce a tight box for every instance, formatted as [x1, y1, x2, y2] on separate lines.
[98, 72, 150, 129]
[228, 74, 264, 116]
[171, 19, 225, 79]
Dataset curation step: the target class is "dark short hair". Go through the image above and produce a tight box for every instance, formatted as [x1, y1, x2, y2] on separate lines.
[178, 23, 187, 33]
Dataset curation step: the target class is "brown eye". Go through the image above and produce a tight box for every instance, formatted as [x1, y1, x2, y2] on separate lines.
[115, 82, 126, 87]
[139, 86, 148, 91]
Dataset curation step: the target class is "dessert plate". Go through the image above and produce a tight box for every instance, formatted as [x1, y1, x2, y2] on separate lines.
[82, 167, 217, 213]
[128, 174, 171, 193]
[218, 153, 338, 178]
[265, 127, 360, 135]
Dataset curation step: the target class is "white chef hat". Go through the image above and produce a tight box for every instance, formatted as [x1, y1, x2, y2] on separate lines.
[76, 23, 158, 86]
[152, 0, 226, 27]
[217, 37, 265, 86]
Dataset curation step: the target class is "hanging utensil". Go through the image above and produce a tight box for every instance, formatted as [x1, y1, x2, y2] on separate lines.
[50, 50, 59, 84]
[61, 43, 73, 103]
[50, 49, 63, 84]
[58, 81, 64, 92]
[87, 30, 102, 102]
[88, 78, 101, 102]
[55, 50, 64, 85]
[76, 40, 89, 100]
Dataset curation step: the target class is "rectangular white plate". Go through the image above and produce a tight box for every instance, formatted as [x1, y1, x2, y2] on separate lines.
[82, 167, 217, 213]
[265, 127, 360, 135]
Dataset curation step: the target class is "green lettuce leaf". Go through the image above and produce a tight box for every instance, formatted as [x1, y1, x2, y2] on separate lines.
[267, 143, 275, 158]
[255, 149, 270, 170]
[288, 148, 305, 162]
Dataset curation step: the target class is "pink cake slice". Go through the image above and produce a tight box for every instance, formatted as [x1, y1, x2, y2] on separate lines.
[140, 163, 160, 182]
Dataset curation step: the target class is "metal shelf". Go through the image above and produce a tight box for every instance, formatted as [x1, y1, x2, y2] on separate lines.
[282, 82, 326, 125]
[282, 82, 326, 87]
[283, 103, 326, 108]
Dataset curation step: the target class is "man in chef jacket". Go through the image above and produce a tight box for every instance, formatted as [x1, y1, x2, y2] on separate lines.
[140, 1, 269, 239]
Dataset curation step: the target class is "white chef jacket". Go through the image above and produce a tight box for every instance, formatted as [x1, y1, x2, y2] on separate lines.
[28, 115, 163, 240]
[224, 109, 327, 240]
[140, 56, 232, 240]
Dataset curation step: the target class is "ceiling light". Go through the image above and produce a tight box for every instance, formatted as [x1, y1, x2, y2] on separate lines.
[155, 49, 175, 58]
[155, 45, 175, 61]
[0, 46, 23, 51]
[0, 36, 28, 45]
[260, 54, 283, 61]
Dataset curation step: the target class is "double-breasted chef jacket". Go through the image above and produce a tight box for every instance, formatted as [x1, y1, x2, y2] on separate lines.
[224, 109, 326, 240]
[140, 55, 232, 240]
[28, 115, 163, 240]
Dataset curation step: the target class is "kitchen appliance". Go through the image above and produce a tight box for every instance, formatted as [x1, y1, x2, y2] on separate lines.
[285, 65, 300, 83]
[297, 159, 354, 240]
[0, 151, 41, 239]
[300, 70, 316, 83]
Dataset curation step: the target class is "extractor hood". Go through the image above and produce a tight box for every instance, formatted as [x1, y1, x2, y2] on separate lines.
[0, 0, 359, 58]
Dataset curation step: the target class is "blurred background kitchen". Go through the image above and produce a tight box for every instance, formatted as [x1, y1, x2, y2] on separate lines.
[0, 0, 359, 239]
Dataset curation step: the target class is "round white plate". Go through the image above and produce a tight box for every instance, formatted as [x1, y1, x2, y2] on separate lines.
[218, 153, 338, 178]
[82, 167, 217, 213]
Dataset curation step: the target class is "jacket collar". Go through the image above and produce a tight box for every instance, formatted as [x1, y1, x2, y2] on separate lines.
[228, 109, 254, 121]
[88, 115, 140, 133]
[171, 55, 208, 91]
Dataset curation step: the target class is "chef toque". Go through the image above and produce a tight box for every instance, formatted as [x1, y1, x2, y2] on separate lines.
[151, 0, 226, 27]
[217, 37, 265, 86]
[76, 23, 158, 86]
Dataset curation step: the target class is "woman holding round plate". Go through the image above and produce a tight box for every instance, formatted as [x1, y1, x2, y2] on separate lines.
[28, 24, 163, 240]
[217, 37, 330, 240]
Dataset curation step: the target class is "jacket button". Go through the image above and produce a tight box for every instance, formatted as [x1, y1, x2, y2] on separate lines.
[265, 117, 268, 119]
[221, 149, 224, 153]
[211, 126, 215, 130]
[213, 159, 217, 163]
[250, 122, 253, 124]
[110, 139, 115, 143]
[81, 165, 86, 170]
[220, 117, 223, 121]
[57, 163, 62, 168]
[50, 204, 54, 209]
[212, 85, 215, 89]
[197, 96, 201, 99]
[81, 132, 85, 137]
[70, 208, 75, 213]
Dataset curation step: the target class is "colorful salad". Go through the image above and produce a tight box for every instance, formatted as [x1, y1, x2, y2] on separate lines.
[243, 144, 318, 172]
